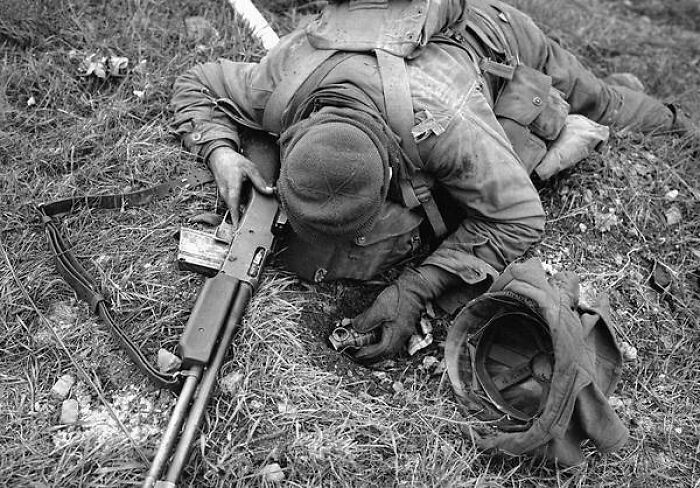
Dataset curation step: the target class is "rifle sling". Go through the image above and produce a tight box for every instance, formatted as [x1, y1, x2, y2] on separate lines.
[38, 169, 215, 391]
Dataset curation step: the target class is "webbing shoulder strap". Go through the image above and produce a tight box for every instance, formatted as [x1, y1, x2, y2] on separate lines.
[262, 48, 338, 135]
[374, 49, 447, 238]
[38, 169, 215, 391]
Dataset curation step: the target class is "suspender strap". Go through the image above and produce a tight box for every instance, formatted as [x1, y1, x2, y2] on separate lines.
[262, 48, 339, 135]
[282, 51, 361, 129]
[374, 49, 447, 238]
[38, 169, 215, 391]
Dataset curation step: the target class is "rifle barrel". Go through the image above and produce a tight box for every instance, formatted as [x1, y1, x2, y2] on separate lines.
[143, 366, 203, 488]
[160, 283, 253, 485]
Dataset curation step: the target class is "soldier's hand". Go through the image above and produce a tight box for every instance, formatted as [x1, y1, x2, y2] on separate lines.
[351, 266, 464, 363]
[351, 281, 423, 363]
[208, 146, 274, 227]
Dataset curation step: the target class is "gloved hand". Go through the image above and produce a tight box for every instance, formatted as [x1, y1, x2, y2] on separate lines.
[352, 265, 458, 363]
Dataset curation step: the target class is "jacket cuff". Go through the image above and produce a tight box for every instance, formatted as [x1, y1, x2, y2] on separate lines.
[179, 122, 240, 159]
[202, 139, 238, 163]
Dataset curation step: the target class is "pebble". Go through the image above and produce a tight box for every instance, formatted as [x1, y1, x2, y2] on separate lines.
[620, 341, 638, 362]
[259, 463, 285, 482]
[157, 349, 182, 374]
[422, 355, 440, 370]
[665, 206, 682, 226]
[51, 374, 76, 400]
[60, 399, 80, 425]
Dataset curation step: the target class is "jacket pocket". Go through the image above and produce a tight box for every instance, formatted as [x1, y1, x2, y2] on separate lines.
[494, 64, 569, 171]
[494, 64, 551, 126]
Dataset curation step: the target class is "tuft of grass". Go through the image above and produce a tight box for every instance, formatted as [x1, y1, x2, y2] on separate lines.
[1, 0, 698, 487]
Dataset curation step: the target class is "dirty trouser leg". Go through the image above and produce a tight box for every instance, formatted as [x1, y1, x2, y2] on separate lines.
[496, 3, 675, 133]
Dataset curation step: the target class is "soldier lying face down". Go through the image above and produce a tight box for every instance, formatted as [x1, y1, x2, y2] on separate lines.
[171, 0, 698, 363]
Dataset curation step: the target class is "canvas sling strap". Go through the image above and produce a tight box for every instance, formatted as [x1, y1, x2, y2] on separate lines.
[37, 168, 215, 391]
[263, 47, 447, 238]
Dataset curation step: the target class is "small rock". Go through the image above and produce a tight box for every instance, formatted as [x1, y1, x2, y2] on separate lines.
[434, 359, 447, 375]
[157, 349, 182, 374]
[371, 371, 389, 382]
[665, 189, 679, 201]
[259, 463, 285, 482]
[578, 222, 587, 233]
[51, 374, 76, 400]
[60, 399, 79, 425]
[340, 317, 352, 327]
[665, 206, 682, 226]
[609, 396, 625, 410]
[277, 401, 297, 414]
[392, 381, 404, 393]
[27, 96, 36, 107]
[220, 371, 244, 396]
[421, 355, 439, 370]
[620, 341, 638, 362]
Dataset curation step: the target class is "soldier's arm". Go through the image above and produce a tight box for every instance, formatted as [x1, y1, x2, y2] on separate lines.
[171, 60, 264, 162]
[422, 87, 546, 285]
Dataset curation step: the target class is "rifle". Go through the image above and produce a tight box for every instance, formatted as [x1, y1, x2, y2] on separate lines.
[143, 133, 284, 488]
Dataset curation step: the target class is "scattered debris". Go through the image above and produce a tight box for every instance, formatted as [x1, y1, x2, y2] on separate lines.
[619, 341, 638, 362]
[664, 189, 679, 201]
[60, 399, 80, 425]
[259, 463, 285, 482]
[220, 371, 245, 396]
[421, 355, 440, 370]
[407, 318, 433, 356]
[51, 374, 76, 400]
[157, 349, 182, 375]
[664, 205, 682, 226]
[277, 400, 297, 414]
[79, 53, 129, 79]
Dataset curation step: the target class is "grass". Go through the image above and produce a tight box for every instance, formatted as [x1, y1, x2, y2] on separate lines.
[1, 0, 698, 486]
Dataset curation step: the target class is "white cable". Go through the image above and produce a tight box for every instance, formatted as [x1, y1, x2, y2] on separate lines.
[227, 0, 280, 51]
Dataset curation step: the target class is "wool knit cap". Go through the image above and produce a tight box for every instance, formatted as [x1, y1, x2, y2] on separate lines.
[278, 112, 391, 242]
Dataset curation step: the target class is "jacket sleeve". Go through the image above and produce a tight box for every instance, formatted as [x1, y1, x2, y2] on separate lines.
[170, 59, 266, 161]
[422, 85, 546, 284]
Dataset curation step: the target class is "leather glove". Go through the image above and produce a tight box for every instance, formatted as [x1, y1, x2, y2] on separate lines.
[352, 265, 459, 363]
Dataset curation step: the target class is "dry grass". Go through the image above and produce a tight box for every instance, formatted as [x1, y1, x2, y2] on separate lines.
[1, 0, 698, 486]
